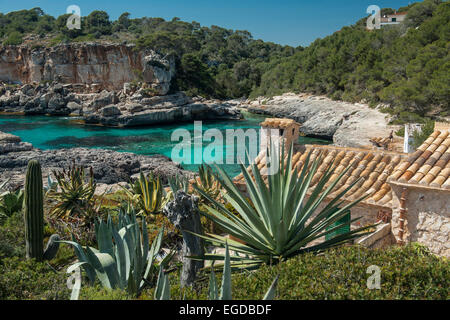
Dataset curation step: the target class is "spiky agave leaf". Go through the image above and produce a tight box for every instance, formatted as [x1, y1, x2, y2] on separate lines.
[263, 275, 279, 300]
[219, 242, 232, 300]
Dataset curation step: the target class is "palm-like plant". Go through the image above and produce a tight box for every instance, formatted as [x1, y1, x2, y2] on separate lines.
[194, 164, 222, 203]
[193, 143, 374, 269]
[123, 172, 166, 216]
[47, 164, 101, 224]
[168, 174, 189, 195]
[0, 179, 9, 194]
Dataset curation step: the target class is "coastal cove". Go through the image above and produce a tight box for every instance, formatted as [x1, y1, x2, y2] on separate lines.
[0, 113, 331, 178]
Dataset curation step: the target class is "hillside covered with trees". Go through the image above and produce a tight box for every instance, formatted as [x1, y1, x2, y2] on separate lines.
[0, 0, 448, 122]
[0, 8, 297, 99]
[252, 0, 449, 122]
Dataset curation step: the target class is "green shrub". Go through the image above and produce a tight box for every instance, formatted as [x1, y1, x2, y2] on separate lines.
[412, 120, 435, 149]
[0, 212, 25, 259]
[3, 31, 23, 45]
[79, 286, 133, 300]
[0, 257, 70, 300]
[0, 212, 75, 265]
[56, 245, 449, 300]
[165, 245, 449, 300]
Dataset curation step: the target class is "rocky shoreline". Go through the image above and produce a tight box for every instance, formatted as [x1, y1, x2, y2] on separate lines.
[0, 131, 194, 191]
[245, 93, 397, 149]
[0, 82, 242, 127]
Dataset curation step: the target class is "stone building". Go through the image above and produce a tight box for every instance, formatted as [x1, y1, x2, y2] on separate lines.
[233, 119, 449, 257]
[388, 129, 450, 257]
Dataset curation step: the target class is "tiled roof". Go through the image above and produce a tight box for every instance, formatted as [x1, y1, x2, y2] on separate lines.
[388, 130, 450, 190]
[260, 118, 301, 129]
[234, 145, 406, 208]
[388, 12, 407, 16]
[370, 137, 392, 149]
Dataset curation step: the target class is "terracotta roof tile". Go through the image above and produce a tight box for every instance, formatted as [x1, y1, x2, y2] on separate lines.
[388, 130, 450, 190]
[234, 144, 406, 208]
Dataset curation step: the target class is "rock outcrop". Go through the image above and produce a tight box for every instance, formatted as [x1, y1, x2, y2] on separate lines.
[0, 131, 33, 154]
[0, 83, 242, 127]
[0, 131, 194, 190]
[0, 43, 175, 94]
[246, 93, 396, 148]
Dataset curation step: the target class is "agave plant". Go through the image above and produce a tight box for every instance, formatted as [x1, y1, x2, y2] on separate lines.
[0, 189, 24, 219]
[47, 164, 101, 224]
[156, 243, 279, 300]
[168, 174, 189, 195]
[0, 178, 9, 195]
[62, 207, 173, 299]
[194, 164, 223, 204]
[123, 172, 166, 216]
[193, 143, 374, 269]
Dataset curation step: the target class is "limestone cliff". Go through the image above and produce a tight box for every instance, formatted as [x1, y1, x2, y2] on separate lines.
[0, 43, 175, 95]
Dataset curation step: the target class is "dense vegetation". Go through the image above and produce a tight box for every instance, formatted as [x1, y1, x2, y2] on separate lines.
[0, 0, 448, 121]
[253, 0, 450, 122]
[166, 244, 449, 300]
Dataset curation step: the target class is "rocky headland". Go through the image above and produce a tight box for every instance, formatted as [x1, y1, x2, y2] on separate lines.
[245, 93, 399, 149]
[0, 131, 194, 191]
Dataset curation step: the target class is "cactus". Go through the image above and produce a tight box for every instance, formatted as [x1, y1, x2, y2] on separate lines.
[24, 160, 45, 261]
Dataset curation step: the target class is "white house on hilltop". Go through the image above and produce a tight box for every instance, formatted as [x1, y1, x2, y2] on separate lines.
[381, 12, 407, 27]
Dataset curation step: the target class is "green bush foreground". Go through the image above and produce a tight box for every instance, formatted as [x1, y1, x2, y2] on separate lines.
[161, 245, 449, 300]
[81, 245, 448, 300]
[1, 204, 448, 300]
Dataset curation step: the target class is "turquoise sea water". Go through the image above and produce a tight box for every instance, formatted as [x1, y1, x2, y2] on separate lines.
[0, 112, 330, 178]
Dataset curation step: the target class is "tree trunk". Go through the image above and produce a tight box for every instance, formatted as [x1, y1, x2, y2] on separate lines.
[163, 191, 204, 287]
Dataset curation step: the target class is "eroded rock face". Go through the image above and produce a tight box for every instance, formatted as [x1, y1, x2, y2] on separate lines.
[0, 43, 175, 94]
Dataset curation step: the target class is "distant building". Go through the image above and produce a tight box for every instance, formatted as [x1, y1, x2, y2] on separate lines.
[381, 12, 407, 27]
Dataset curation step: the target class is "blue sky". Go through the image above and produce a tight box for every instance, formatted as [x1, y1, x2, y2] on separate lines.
[0, 0, 417, 46]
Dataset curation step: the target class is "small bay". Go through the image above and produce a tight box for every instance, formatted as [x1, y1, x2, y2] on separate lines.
[0, 113, 330, 177]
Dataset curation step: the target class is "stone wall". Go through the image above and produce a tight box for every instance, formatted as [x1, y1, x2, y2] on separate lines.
[312, 199, 383, 230]
[391, 184, 450, 257]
